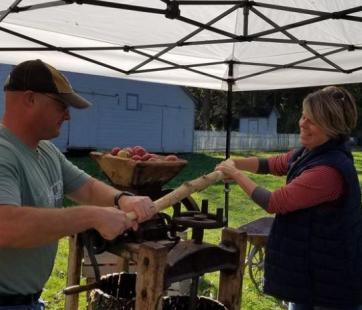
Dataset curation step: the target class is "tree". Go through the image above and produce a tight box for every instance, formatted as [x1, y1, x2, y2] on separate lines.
[190, 83, 362, 135]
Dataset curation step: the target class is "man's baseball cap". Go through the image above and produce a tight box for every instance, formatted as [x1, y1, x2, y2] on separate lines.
[4, 59, 91, 109]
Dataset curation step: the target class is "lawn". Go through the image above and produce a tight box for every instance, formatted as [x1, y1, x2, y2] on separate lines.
[42, 150, 362, 309]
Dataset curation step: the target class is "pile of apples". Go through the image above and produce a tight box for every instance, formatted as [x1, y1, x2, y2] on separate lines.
[109, 145, 179, 162]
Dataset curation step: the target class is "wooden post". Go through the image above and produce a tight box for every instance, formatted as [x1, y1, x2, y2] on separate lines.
[135, 241, 168, 310]
[218, 228, 248, 310]
[65, 235, 83, 310]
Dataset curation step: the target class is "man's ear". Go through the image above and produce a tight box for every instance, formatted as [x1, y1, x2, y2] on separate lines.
[23, 90, 36, 107]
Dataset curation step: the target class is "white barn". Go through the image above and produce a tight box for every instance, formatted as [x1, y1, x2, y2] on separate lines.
[239, 105, 280, 135]
[0, 64, 195, 153]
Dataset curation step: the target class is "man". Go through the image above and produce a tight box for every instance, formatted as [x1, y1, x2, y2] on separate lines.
[0, 59, 156, 309]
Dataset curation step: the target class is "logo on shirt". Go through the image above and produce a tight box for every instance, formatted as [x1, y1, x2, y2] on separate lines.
[47, 180, 63, 206]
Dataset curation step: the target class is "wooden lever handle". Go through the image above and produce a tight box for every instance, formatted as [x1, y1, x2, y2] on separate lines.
[126, 170, 225, 220]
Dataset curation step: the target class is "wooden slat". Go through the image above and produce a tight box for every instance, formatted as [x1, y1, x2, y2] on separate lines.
[218, 228, 248, 310]
[65, 235, 83, 310]
[135, 241, 168, 310]
[83, 250, 122, 265]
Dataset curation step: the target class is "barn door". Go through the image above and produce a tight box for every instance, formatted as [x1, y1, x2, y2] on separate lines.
[248, 119, 259, 134]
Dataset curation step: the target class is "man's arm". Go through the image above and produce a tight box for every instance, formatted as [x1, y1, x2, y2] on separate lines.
[0, 204, 133, 248]
[67, 177, 119, 206]
[67, 177, 155, 222]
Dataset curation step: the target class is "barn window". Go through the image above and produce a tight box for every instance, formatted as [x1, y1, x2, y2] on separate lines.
[126, 93, 140, 110]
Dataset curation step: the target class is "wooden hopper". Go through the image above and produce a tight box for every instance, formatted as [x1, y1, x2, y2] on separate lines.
[90, 152, 187, 188]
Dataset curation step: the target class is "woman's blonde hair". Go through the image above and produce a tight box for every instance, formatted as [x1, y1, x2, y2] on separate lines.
[303, 86, 357, 141]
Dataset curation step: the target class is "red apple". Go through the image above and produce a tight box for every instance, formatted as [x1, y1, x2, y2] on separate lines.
[141, 153, 152, 161]
[149, 153, 159, 159]
[132, 154, 142, 161]
[110, 147, 121, 156]
[133, 146, 146, 157]
[165, 154, 179, 161]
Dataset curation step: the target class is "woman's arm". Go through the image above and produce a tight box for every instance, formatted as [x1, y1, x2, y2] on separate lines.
[216, 160, 344, 215]
[232, 157, 260, 173]
[229, 149, 294, 176]
[267, 165, 344, 214]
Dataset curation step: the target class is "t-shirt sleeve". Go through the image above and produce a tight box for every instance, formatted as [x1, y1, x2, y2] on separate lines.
[0, 148, 21, 206]
[51, 146, 91, 194]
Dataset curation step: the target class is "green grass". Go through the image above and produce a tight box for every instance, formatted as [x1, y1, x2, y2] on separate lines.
[43, 151, 362, 309]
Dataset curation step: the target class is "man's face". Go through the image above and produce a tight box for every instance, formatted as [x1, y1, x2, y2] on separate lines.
[33, 92, 70, 139]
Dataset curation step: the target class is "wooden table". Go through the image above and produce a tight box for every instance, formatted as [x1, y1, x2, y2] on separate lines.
[238, 217, 274, 293]
[238, 217, 274, 247]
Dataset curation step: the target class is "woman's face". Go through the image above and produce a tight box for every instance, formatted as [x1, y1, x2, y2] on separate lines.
[299, 111, 329, 150]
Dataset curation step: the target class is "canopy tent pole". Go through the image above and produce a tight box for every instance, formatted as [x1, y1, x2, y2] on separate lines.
[224, 61, 234, 226]
[224, 1, 249, 225]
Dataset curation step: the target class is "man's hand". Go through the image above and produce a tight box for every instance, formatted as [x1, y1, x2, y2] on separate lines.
[118, 195, 156, 223]
[94, 207, 134, 240]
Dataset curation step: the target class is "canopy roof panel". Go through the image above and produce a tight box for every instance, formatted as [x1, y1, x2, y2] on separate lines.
[0, 0, 361, 91]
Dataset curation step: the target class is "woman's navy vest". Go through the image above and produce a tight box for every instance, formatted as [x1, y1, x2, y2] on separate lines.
[263, 140, 362, 307]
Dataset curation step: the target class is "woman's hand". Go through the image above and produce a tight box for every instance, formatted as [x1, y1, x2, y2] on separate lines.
[215, 159, 241, 182]
[216, 158, 257, 196]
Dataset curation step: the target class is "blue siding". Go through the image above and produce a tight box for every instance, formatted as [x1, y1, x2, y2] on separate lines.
[239, 110, 278, 135]
[268, 112, 278, 134]
[0, 65, 195, 153]
[0, 65, 9, 118]
[65, 72, 194, 152]
[52, 123, 69, 152]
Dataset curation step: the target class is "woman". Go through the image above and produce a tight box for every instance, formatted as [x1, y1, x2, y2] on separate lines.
[216, 86, 362, 310]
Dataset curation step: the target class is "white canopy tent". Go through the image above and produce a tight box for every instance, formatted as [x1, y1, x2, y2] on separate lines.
[0, 0, 361, 91]
[1, 0, 362, 220]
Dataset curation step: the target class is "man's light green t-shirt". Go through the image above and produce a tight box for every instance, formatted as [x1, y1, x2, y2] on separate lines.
[0, 126, 90, 295]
